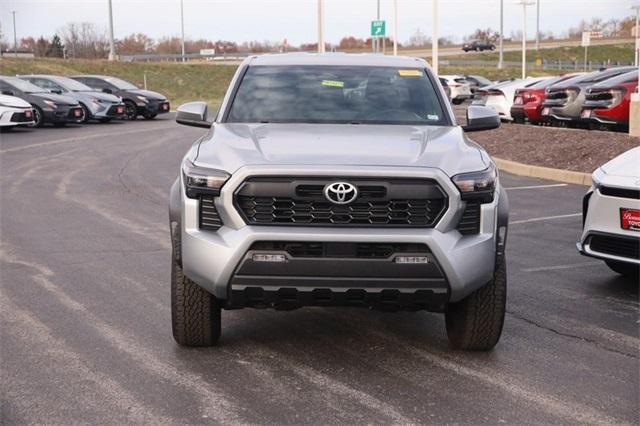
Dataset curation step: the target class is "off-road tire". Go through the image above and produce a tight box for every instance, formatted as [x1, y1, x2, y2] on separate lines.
[445, 254, 506, 351]
[605, 260, 639, 280]
[171, 251, 221, 346]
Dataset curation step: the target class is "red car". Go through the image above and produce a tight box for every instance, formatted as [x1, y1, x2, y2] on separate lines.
[581, 70, 638, 131]
[510, 74, 582, 124]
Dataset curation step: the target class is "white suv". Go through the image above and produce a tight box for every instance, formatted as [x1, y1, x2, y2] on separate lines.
[577, 147, 640, 279]
[439, 75, 473, 105]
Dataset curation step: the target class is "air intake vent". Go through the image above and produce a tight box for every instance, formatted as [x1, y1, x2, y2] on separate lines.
[199, 196, 223, 231]
[457, 202, 481, 235]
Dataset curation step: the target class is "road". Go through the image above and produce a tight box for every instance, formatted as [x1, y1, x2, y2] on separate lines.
[1, 117, 638, 425]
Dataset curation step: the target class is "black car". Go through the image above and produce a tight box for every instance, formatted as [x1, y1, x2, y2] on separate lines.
[462, 39, 496, 52]
[463, 74, 493, 94]
[71, 75, 170, 120]
[0, 76, 84, 127]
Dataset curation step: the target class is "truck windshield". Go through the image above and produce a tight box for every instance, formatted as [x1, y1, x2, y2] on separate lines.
[226, 65, 447, 125]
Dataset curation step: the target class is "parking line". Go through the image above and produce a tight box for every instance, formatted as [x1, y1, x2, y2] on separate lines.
[522, 262, 602, 272]
[511, 213, 582, 225]
[506, 183, 569, 190]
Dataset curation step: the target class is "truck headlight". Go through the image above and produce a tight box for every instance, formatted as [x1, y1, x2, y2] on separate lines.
[452, 163, 497, 203]
[182, 161, 230, 198]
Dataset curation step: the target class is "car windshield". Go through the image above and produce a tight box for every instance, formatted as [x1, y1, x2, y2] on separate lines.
[104, 77, 138, 90]
[55, 77, 94, 92]
[3, 77, 47, 93]
[226, 65, 447, 125]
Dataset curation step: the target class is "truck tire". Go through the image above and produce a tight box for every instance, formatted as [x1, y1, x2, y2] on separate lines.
[605, 260, 639, 280]
[171, 251, 221, 346]
[445, 254, 506, 351]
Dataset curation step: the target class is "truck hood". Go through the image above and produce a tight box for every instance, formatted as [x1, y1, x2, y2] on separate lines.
[193, 123, 488, 176]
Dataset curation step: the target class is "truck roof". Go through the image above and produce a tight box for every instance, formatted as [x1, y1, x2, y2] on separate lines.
[246, 52, 429, 68]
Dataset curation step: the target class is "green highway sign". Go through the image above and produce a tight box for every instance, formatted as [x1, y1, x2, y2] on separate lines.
[371, 20, 386, 37]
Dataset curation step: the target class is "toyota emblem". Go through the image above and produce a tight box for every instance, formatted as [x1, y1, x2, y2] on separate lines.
[324, 182, 358, 205]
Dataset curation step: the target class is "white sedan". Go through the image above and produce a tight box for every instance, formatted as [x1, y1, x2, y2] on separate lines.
[438, 75, 473, 105]
[472, 77, 551, 121]
[0, 94, 35, 127]
[577, 147, 640, 279]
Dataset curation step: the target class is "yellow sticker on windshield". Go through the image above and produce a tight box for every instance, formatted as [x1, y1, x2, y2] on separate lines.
[398, 69, 422, 77]
[321, 80, 344, 88]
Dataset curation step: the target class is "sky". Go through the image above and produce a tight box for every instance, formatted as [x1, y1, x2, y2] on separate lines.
[0, 0, 633, 46]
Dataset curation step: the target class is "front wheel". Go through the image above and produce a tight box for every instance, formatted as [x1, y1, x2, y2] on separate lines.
[171, 251, 222, 346]
[445, 254, 506, 351]
[124, 100, 138, 120]
[78, 103, 90, 123]
[32, 105, 44, 128]
[605, 260, 639, 280]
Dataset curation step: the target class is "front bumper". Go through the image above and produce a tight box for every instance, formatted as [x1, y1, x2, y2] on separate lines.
[178, 165, 505, 304]
[0, 107, 34, 126]
[138, 99, 170, 115]
[89, 102, 126, 119]
[42, 105, 84, 123]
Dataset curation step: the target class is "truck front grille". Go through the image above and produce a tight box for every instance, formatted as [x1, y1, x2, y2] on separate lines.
[235, 177, 447, 228]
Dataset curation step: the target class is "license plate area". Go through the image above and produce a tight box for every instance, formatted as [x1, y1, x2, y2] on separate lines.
[621, 208, 640, 231]
[542, 107, 550, 116]
[514, 96, 523, 105]
[581, 109, 592, 119]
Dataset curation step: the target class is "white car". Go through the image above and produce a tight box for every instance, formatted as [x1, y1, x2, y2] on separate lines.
[577, 147, 640, 279]
[0, 94, 34, 127]
[472, 77, 551, 121]
[439, 75, 473, 104]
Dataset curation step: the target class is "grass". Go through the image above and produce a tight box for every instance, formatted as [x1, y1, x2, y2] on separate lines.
[1, 58, 238, 108]
[447, 43, 634, 64]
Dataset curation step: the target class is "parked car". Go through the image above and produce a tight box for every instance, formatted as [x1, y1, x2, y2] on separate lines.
[168, 53, 509, 351]
[581, 70, 638, 132]
[464, 75, 494, 94]
[0, 94, 35, 128]
[71, 75, 170, 120]
[18, 75, 125, 123]
[509, 73, 583, 124]
[439, 75, 473, 104]
[473, 77, 551, 121]
[577, 147, 639, 280]
[462, 39, 495, 52]
[439, 77, 452, 100]
[541, 66, 636, 127]
[0, 76, 84, 127]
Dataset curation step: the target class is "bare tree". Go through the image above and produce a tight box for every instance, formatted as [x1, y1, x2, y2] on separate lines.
[59, 22, 109, 59]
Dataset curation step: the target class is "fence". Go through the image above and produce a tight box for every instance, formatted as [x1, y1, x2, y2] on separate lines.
[439, 59, 633, 71]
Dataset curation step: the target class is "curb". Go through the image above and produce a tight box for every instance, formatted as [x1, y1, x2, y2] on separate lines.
[493, 157, 592, 186]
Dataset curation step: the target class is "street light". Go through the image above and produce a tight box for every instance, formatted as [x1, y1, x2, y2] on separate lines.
[393, 0, 398, 56]
[12, 10, 17, 58]
[317, 0, 325, 53]
[535, 0, 540, 51]
[180, 0, 186, 61]
[107, 0, 116, 61]
[498, 0, 503, 69]
[518, 1, 534, 79]
[432, 0, 439, 74]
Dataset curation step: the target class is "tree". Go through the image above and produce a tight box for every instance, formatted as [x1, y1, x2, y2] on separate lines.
[34, 36, 51, 57]
[59, 22, 109, 58]
[466, 28, 500, 43]
[47, 34, 64, 58]
[407, 29, 429, 48]
[339, 36, 366, 50]
[118, 33, 154, 54]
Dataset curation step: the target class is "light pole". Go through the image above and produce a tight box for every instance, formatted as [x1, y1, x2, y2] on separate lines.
[180, 0, 186, 61]
[317, 0, 325, 53]
[376, 0, 380, 53]
[498, 0, 503, 69]
[633, 5, 640, 92]
[535, 0, 540, 51]
[518, 1, 534, 79]
[12, 10, 17, 57]
[107, 0, 116, 61]
[432, 0, 439, 74]
[393, 0, 398, 56]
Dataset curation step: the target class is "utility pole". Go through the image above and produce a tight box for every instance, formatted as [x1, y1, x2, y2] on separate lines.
[432, 0, 439, 74]
[107, 0, 116, 61]
[180, 0, 186, 61]
[535, 0, 540, 50]
[393, 0, 398, 56]
[317, 0, 325, 53]
[633, 5, 640, 67]
[498, 0, 503, 69]
[376, 0, 380, 53]
[518, 1, 534, 79]
[12, 11, 17, 57]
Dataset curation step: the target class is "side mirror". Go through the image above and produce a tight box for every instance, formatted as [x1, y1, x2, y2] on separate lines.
[1, 90, 15, 96]
[462, 105, 500, 132]
[50, 88, 63, 94]
[176, 101, 212, 128]
[102, 88, 113, 94]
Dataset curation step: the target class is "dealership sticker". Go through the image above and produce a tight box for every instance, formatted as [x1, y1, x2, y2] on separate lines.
[398, 69, 422, 77]
[427, 114, 439, 120]
[321, 80, 344, 88]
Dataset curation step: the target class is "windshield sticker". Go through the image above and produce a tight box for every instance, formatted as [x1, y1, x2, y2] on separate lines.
[427, 114, 439, 120]
[321, 80, 345, 88]
[398, 69, 422, 77]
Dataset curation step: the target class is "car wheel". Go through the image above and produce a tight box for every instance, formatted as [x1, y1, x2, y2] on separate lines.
[171, 250, 222, 347]
[490, 45, 496, 51]
[452, 98, 464, 105]
[32, 105, 44, 128]
[124, 100, 138, 120]
[605, 260, 639, 279]
[78, 103, 90, 123]
[143, 113, 157, 120]
[445, 254, 506, 351]
[476, 47, 481, 52]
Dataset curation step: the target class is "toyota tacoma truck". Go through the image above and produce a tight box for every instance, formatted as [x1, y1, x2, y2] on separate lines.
[169, 53, 509, 351]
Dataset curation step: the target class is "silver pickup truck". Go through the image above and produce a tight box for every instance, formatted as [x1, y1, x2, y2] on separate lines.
[169, 53, 509, 351]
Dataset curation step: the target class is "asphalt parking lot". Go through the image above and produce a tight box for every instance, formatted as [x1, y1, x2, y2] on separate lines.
[1, 117, 638, 425]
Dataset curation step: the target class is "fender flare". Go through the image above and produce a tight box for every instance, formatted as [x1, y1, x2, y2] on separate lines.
[169, 178, 182, 265]
[496, 185, 509, 257]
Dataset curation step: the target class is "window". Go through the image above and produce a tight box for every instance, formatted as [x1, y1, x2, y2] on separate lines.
[226, 65, 447, 125]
